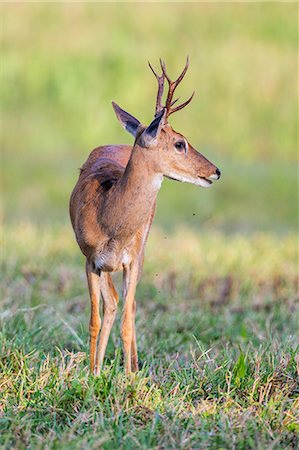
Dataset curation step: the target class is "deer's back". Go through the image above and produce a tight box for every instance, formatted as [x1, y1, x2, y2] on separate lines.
[79, 145, 133, 175]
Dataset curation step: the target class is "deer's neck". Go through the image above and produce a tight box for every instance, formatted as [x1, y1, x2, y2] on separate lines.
[101, 146, 162, 240]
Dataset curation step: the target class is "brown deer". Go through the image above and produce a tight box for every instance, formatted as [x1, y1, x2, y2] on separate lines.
[70, 58, 221, 375]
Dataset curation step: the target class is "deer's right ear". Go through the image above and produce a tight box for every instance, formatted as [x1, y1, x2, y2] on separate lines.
[139, 109, 166, 148]
[112, 102, 141, 137]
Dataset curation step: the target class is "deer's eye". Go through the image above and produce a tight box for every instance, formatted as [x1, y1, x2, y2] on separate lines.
[174, 141, 186, 152]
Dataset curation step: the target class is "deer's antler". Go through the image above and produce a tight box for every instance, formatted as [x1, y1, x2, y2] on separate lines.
[148, 60, 165, 116]
[149, 57, 194, 118]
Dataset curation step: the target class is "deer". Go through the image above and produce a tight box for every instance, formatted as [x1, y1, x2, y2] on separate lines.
[69, 58, 221, 376]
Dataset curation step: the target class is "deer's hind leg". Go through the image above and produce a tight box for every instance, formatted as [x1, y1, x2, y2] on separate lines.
[86, 260, 101, 374]
[95, 272, 119, 375]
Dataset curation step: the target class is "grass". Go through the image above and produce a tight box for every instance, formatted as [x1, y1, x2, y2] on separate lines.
[1, 2, 298, 449]
[1, 224, 298, 449]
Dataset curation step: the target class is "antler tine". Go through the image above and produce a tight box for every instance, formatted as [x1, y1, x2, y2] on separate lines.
[148, 60, 165, 116]
[148, 60, 159, 80]
[174, 56, 190, 85]
[168, 91, 195, 116]
[170, 97, 180, 107]
[160, 59, 175, 111]
[159, 58, 171, 84]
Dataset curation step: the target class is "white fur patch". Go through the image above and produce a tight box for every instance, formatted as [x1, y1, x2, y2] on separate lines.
[94, 255, 107, 270]
[165, 172, 212, 188]
[184, 139, 189, 153]
[151, 174, 163, 190]
[122, 250, 130, 265]
[208, 173, 219, 180]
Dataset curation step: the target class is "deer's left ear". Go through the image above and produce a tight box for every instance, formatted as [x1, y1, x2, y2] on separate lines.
[112, 101, 141, 137]
[140, 109, 166, 148]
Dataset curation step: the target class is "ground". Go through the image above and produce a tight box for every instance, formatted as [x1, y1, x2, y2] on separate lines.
[1, 225, 298, 449]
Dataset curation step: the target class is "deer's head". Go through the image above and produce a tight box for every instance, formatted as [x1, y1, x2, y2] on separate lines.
[112, 58, 221, 188]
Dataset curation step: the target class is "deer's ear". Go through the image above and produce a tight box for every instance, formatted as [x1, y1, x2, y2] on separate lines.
[112, 102, 141, 137]
[140, 109, 166, 148]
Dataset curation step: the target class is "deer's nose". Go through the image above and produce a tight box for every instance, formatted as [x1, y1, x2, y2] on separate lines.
[207, 167, 221, 181]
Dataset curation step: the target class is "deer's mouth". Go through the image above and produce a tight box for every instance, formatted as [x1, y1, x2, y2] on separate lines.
[165, 173, 213, 188]
[198, 176, 212, 187]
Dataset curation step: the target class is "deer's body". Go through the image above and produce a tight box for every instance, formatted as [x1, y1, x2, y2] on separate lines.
[70, 144, 156, 274]
[70, 59, 221, 375]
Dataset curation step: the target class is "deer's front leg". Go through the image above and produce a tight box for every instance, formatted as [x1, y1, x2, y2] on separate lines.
[86, 260, 101, 374]
[130, 299, 138, 372]
[95, 273, 118, 375]
[122, 261, 139, 374]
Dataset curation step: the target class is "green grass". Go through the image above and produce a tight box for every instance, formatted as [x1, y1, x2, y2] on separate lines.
[1, 3, 298, 449]
[1, 225, 298, 449]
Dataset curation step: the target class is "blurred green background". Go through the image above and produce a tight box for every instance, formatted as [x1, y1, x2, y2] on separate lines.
[1, 2, 298, 233]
